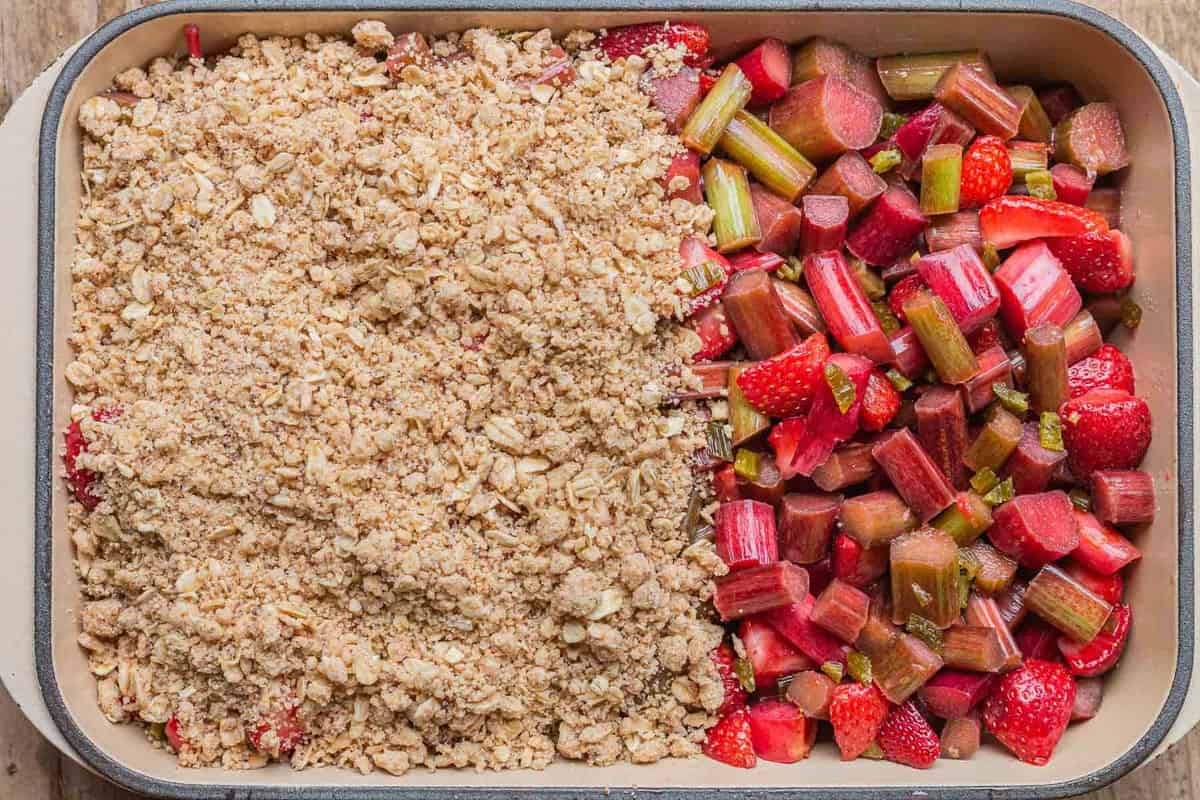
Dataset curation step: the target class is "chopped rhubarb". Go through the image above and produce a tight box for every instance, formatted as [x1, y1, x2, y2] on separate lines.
[646, 67, 702, 131]
[840, 490, 918, 549]
[811, 579, 872, 644]
[916, 386, 969, 488]
[994, 582, 1030, 631]
[872, 428, 956, 522]
[748, 699, 818, 763]
[993, 240, 1083, 340]
[872, 632, 945, 703]
[663, 150, 704, 204]
[920, 143, 964, 215]
[1038, 84, 1083, 125]
[1055, 102, 1130, 176]
[919, 669, 997, 719]
[715, 500, 779, 571]
[1050, 163, 1094, 206]
[915, 244, 1000, 336]
[1070, 508, 1141, 575]
[877, 52, 995, 102]
[903, 291, 979, 385]
[1004, 422, 1068, 495]
[714, 561, 811, 621]
[679, 235, 734, 314]
[736, 38, 792, 106]
[1071, 676, 1104, 721]
[808, 151, 888, 217]
[1090, 469, 1155, 526]
[800, 195, 850, 254]
[738, 617, 815, 684]
[933, 62, 1021, 139]
[720, 111, 817, 202]
[778, 493, 841, 564]
[729, 365, 770, 446]
[750, 184, 805, 256]
[1057, 602, 1131, 677]
[964, 594, 1023, 672]
[807, 557, 834, 597]
[1024, 323, 1068, 414]
[704, 158, 761, 252]
[941, 711, 983, 759]
[1015, 617, 1064, 662]
[722, 269, 801, 360]
[682, 63, 752, 155]
[1006, 85, 1054, 143]
[1064, 559, 1124, 605]
[890, 527, 960, 628]
[1025, 564, 1113, 643]
[769, 76, 883, 162]
[931, 491, 993, 546]
[927, 211, 983, 258]
[763, 594, 851, 665]
[960, 345, 1013, 414]
[803, 251, 893, 362]
[846, 185, 927, 267]
[1064, 310, 1105, 366]
[942, 625, 1007, 673]
[811, 441, 877, 491]
[786, 670, 836, 719]
[773, 279, 826, 335]
[963, 541, 1017, 595]
[888, 326, 931, 380]
[893, 103, 944, 160]
[791, 37, 890, 108]
[729, 251, 784, 273]
[832, 532, 889, 588]
[686, 302, 738, 361]
[988, 490, 1079, 569]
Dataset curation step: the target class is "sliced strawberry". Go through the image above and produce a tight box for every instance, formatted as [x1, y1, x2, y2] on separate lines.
[747, 699, 818, 763]
[736, 333, 831, 417]
[878, 700, 940, 769]
[979, 195, 1108, 250]
[860, 370, 901, 432]
[1044, 230, 1134, 293]
[768, 417, 807, 481]
[63, 407, 123, 511]
[829, 682, 889, 760]
[688, 303, 739, 361]
[703, 708, 757, 768]
[248, 705, 304, 758]
[1067, 343, 1135, 398]
[165, 714, 185, 752]
[713, 463, 742, 502]
[960, 135, 1013, 209]
[967, 318, 1003, 355]
[1058, 603, 1131, 677]
[1063, 559, 1124, 605]
[712, 643, 749, 716]
[1060, 389, 1152, 479]
[888, 274, 926, 324]
[699, 68, 720, 96]
[982, 659, 1076, 766]
[596, 21, 711, 68]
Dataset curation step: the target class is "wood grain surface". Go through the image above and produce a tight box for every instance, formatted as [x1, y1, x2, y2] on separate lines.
[1, 0, 1197, 797]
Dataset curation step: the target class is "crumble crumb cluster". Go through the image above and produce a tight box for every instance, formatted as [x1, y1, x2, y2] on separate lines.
[67, 21, 724, 774]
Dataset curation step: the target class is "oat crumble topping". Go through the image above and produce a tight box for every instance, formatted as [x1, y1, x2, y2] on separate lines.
[67, 23, 725, 774]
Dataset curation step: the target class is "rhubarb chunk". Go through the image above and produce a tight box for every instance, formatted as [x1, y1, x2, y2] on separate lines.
[942, 625, 1007, 673]
[873, 632, 945, 703]
[778, 493, 841, 564]
[1055, 102, 1130, 176]
[1071, 508, 1141, 575]
[988, 491, 1079, 568]
[1050, 163, 1094, 206]
[903, 292, 978, 385]
[646, 67, 702, 131]
[1004, 422, 1067, 495]
[715, 499, 779, 571]
[1071, 676, 1104, 721]
[1024, 323, 1068, 414]
[739, 617, 815, 684]
[931, 491, 993, 546]
[720, 111, 816, 202]
[812, 441, 877, 491]
[728, 365, 770, 446]
[704, 158, 761, 252]
[736, 38, 792, 106]
[682, 63, 752, 155]
[934, 63, 1021, 139]
[888, 326, 931, 380]
[811, 579, 872, 644]
[663, 150, 703, 204]
[763, 595, 851, 665]
[994, 241, 1083, 340]
[832, 533, 890, 588]
[1064, 310, 1104, 365]
[965, 593, 1023, 670]
[1015, 617, 1062, 661]
[890, 527, 960, 628]
[960, 345, 1013, 414]
[786, 670, 836, 719]
[770, 76, 883, 162]
[994, 582, 1030, 630]
[791, 37, 890, 108]
[773, 279, 826, 335]
[1006, 85, 1053, 143]
[714, 562, 811, 621]
[1038, 84, 1083, 125]
[804, 250, 893, 363]
[846, 185, 927, 267]
[963, 541, 1018, 595]
[916, 386, 969, 488]
[941, 711, 982, 759]
[722, 269, 801, 360]
[926, 210, 982, 254]
[840, 490, 918, 549]
[751, 185, 805, 256]
[1090, 470, 1155, 525]
[748, 699, 818, 763]
[920, 143, 963, 215]
[876, 51, 995, 102]
[915, 244, 1000, 336]
[1057, 603, 1131, 677]
[800, 195, 850, 254]
[873, 429, 956, 522]
[808, 151, 888, 217]
[1025, 564, 1113, 643]
[920, 670, 997, 719]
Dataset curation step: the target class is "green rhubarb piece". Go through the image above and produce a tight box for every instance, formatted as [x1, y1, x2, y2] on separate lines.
[964, 541, 1017, 595]
[734, 656, 757, 693]
[886, 368, 913, 392]
[821, 660, 845, 683]
[680, 260, 726, 297]
[880, 112, 909, 140]
[920, 143, 963, 216]
[903, 291, 979, 385]
[876, 50, 994, 101]
[728, 366, 769, 445]
[1006, 85, 1054, 143]
[733, 448, 760, 481]
[970, 467, 999, 495]
[982, 243, 1001, 272]
[891, 527, 960, 629]
[932, 492, 994, 546]
[706, 421, 733, 462]
[681, 63, 752, 155]
[872, 300, 902, 335]
[719, 110, 817, 202]
[825, 362, 857, 414]
[1120, 297, 1143, 329]
[964, 405, 1023, 472]
[993, 382, 1029, 416]
[1024, 323, 1067, 413]
[1007, 141, 1050, 179]
[1069, 489, 1092, 511]
[1039, 411, 1065, 452]
[847, 651, 873, 685]
[703, 158, 761, 253]
[982, 476, 1015, 507]
[1026, 169, 1056, 200]
[1025, 564, 1113, 643]
[870, 148, 902, 174]
[905, 614, 945, 654]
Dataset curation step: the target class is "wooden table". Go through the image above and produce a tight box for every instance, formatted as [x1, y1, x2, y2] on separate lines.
[2, 0, 1198, 796]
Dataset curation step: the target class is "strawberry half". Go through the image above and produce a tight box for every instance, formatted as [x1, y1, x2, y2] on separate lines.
[703, 708, 757, 768]
[829, 682, 889, 760]
[1060, 389, 1152, 479]
[1044, 230, 1134, 293]
[1064, 559, 1124, 605]
[888, 274, 926, 324]
[979, 196, 1108, 250]
[860, 369, 902, 432]
[1058, 602, 1132, 677]
[747, 699, 818, 763]
[596, 21, 711, 68]
[1067, 343, 1135, 398]
[960, 135, 1013, 209]
[983, 659, 1076, 766]
[165, 714, 185, 752]
[688, 303, 739, 361]
[736, 333, 831, 417]
[712, 643, 749, 716]
[768, 417, 808, 480]
[878, 700, 940, 769]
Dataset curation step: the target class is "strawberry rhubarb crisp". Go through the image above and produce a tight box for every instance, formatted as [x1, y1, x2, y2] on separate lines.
[66, 21, 726, 773]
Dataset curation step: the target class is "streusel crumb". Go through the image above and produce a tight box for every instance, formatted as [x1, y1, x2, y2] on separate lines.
[66, 23, 725, 774]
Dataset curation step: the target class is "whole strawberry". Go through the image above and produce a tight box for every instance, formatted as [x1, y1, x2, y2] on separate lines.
[878, 700, 940, 769]
[596, 21, 711, 68]
[1045, 230, 1133, 293]
[688, 302, 738, 361]
[983, 659, 1076, 765]
[736, 333, 831, 417]
[1067, 343, 1135, 398]
[703, 708, 757, 768]
[860, 369, 901, 432]
[960, 135, 1013, 208]
[711, 643, 748, 717]
[1060, 389, 1151, 478]
[888, 274, 926, 324]
[829, 682, 889, 760]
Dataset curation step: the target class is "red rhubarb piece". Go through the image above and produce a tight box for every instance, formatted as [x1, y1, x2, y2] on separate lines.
[248, 705, 304, 758]
[934, 64, 1022, 140]
[894, 103, 944, 161]
[983, 659, 1076, 766]
[1055, 102, 1130, 176]
[871, 428, 956, 522]
[988, 491, 1079, 569]
[1050, 163, 1094, 206]
[165, 715, 184, 752]
[831, 532, 889, 588]
[1044, 229, 1134, 294]
[769, 76, 883, 162]
[747, 699, 817, 763]
[1070, 508, 1141, 575]
[663, 150, 703, 204]
[926, 210, 983, 254]
[915, 243, 1000, 335]
[645, 66, 701, 131]
[878, 700, 941, 769]
[800, 195, 850, 254]
[829, 682, 889, 760]
[811, 578, 871, 644]
[812, 441, 878, 491]
[722, 269, 801, 359]
[860, 369, 901, 432]
[967, 318, 1002, 355]
[769, 417, 808, 481]
[703, 708, 757, 768]
[960, 344, 1013, 414]
[808, 151, 887, 217]
[888, 326, 931, 379]
[888, 274, 927, 325]
[1038, 84, 1083, 125]
[597, 21, 711, 67]
[714, 562, 810, 621]
[916, 386, 969, 487]
[736, 332, 831, 417]
[1090, 469, 1155, 526]
[729, 251, 784, 273]
[788, 353, 873, 476]
[980, 195, 1107, 250]
[804, 251, 892, 362]
[807, 556, 834, 597]
[385, 32, 431, 76]
[965, 594, 1024, 670]
[736, 38, 791, 106]
[687, 302, 738, 361]
[679, 235, 733, 315]
[786, 670, 836, 719]
[749, 184, 805, 256]
[941, 711, 982, 759]
[738, 617, 815, 685]
[715, 499, 779, 571]
[1004, 423, 1067, 495]
[1060, 389, 1152, 479]
[791, 37, 890, 108]
[763, 594, 851, 665]
[846, 185, 927, 267]
[993, 240, 1082, 340]
[1015, 618, 1062, 662]
[1071, 676, 1104, 721]
[1057, 602, 1131, 677]
[1067, 343, 1134, 399]
[1064, 559, 1124, 605]
[778, 493, 840, 564]
[712, 643, 750, 716]
[183, 23, 203, 59]
[713, 463, 741, 503]
[774, 278, 826, 336]
[736, 458, 787, 507]
[918, 669, 997, 719]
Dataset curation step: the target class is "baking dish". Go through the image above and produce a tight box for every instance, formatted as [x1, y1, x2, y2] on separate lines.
[8, 0, 1197, 796]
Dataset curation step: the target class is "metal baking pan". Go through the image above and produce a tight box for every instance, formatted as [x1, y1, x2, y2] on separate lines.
[14, 0, 1198, 796]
